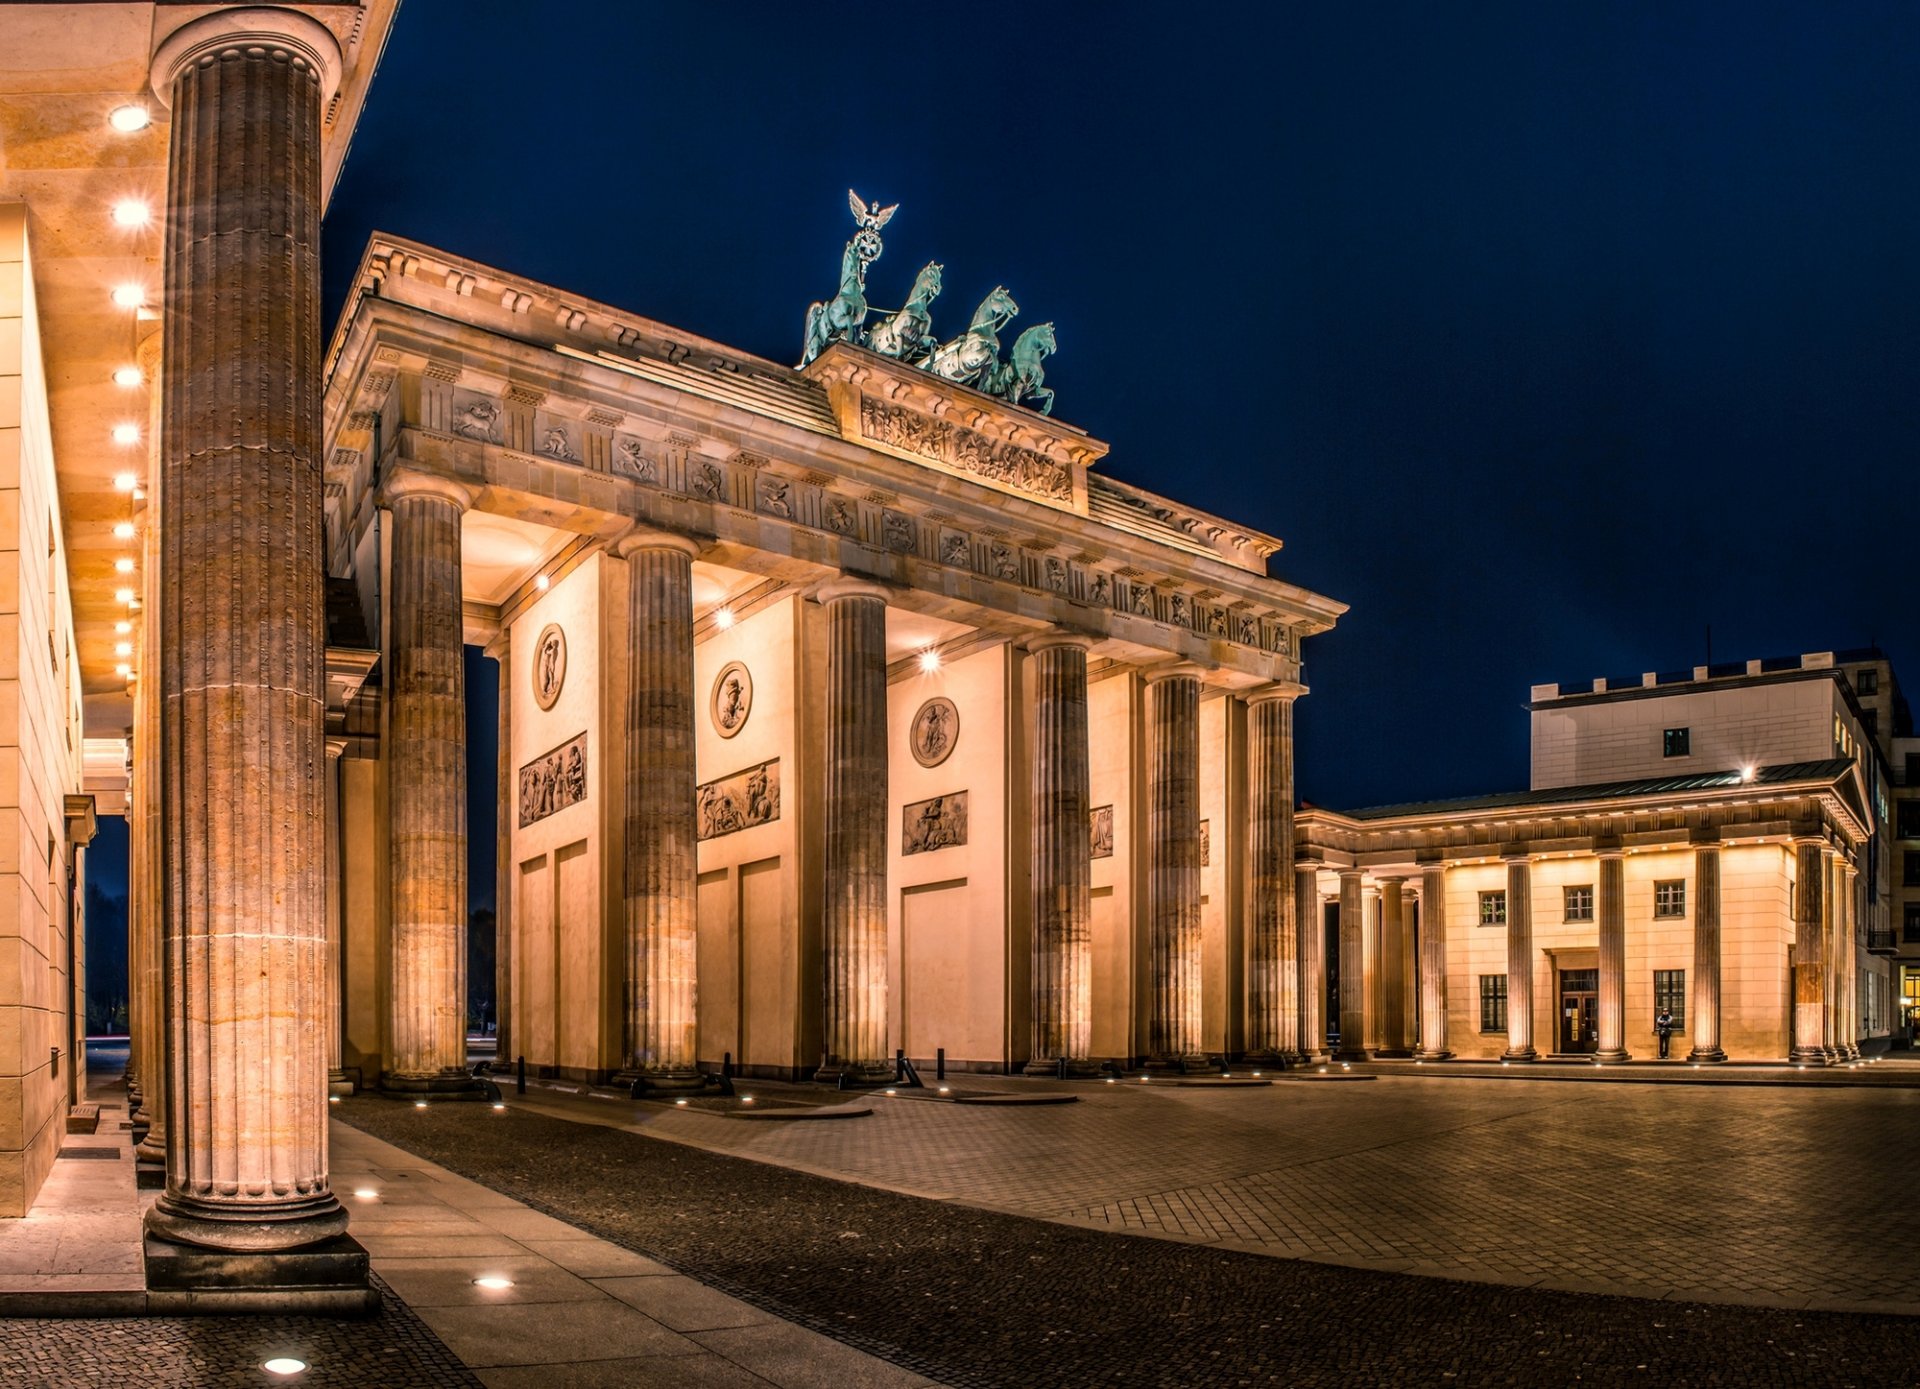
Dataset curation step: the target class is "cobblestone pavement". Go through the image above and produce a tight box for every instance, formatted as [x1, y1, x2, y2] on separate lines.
[338, 1095, 1920, 1388]
[0, 1276, 481, 1388]
[495, 1069, 1920, 1314]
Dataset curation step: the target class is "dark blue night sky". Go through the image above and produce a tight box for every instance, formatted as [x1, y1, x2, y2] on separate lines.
[214, 0, 1888, 916]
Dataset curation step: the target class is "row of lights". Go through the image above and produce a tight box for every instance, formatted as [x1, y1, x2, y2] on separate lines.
[105, 101, 154, 687]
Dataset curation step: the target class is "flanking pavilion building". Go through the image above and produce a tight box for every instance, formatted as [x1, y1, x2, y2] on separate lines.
[1298, 653, 1898, 1064]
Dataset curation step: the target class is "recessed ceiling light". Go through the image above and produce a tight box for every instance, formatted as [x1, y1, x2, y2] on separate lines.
[111, 199, 150, 228]
[112, 365, 143, 388]
[534, 573, 550, 592]
[714, 606, 735, 630]
[114, 588, 134, 603]
[111, 423, 140, 445]
[113, 473, 138, 492]
[114, 557, 135, 573]
[114, 663, 130, 676]
[114, 622, 131, 635]
[110, 284, 145, 310]
[108, 105, 150, 133]
[918, 648, 941, 673]
[114, 642, 132, 657]
[113, 522, 135, 539]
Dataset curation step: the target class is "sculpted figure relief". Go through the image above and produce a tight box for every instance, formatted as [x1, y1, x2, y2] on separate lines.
[926, 285, 1019, 390]
[453, 399, 499, 441]
[903, 792, 968, 855]
[518, 733, 587, 828]
[697, 759, 781, 841]
[910, 697, 959, 768]
[865, 260, 943, 364]
[983, 322, 1057, 415]
[710, 662, 752, 738]
[533, 624, 567, 710]
[615, 437, 656, 481]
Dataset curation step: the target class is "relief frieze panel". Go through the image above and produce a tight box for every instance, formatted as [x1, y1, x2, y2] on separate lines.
[903, 791, 968, 855]
[697, 758, 780, 841]
[858, 396, 1074, 504]
[519, 733, 587, 829]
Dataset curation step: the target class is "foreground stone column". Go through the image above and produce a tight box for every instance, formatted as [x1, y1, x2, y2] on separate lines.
[815, 580, 892, 1084]
[1146, 666, 1207, 1069]
[324, 739, 348, 1093]
[1413, 862, 1450, 1058]
[1296, 866, 1326, 1060]
[1822, 851, 1842, 1063]
[1362, 882, 1383, 1050]
[487, 632, 513, 1070]
[1335, 870, 1368, 1061]
[1842, 864, 1860, 1060]
[384, 473, 479, 1093]
[1594, 849, 1629, 1063]
[1026, 635, 1096, 1076]
[1379, 879, 1408, 1054]
[1244, 686, 1302, 1063]
[1687, 842, 1725, 1062]
[619, 533, 703, 1089]
[144, 10, 354, 1265]
[1790, 838, 1828, 1064]
[1503, 855, 1536, 1061]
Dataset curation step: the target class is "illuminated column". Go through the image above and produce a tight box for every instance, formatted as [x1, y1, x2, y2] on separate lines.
[1503, 855, 1537, 1061]
[1790, 838, 1828, 1064]
[1594, 849, 1629, 1063]
[324, 738, 348, 1093]
[1686, 841, 1724, 1063]
[1146, 666, 1206, 1069]
[1842, 863, 1860, 1059]
[1379, 879, 1408, 1054]
[487, 630, 512, 1069]
[1026, 635, 1095, 1075]
[1414, 862, 1450, 1058]
[384, 473, 479, 1092]
[1823, 851, 1842, 1062]
[144, 10, 353, 1259]
[1244, 686, 1302, 1062]
[1334, 869, 1368, 1061]
[619, 532, 703, 1088]
[1362, 882, 1383, 1050]
[815, 579, 892, 1084]
[1296, 866, 1326, 1060]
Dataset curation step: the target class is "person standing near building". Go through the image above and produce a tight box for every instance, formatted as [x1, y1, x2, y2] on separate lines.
[1655, 1005, 1675, 1060]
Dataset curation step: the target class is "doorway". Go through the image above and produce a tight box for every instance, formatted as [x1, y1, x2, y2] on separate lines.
[1558, 968, 1598, 1053]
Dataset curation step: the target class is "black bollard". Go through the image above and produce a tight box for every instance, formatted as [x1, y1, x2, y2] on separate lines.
[936, 1047, 946, 1081]
[723, 1051, 733, 1080]
[516, 1054, 526, 1095]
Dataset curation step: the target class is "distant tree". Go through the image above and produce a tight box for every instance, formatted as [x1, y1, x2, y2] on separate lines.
[468, 907, 496, 1033]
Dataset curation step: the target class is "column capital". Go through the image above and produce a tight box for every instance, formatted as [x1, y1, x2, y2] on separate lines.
[814, 575, 892, 606]
[482, 629, 510, 663]
[324, 737, 347, 761]
[383, 472, 473, 511]
[1143, 661, 1209, 686]
[1024, 631, 1094, 657]
[1244, 680, 1308, 706]
[613, 527, 700, 562]
[151, 7, 344, 108]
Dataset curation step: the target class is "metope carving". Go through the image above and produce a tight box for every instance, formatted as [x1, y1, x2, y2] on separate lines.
[614, 437, 656, 481]
[697, 758, 780, 841]
[903, 792, 968, 855]
[518, 733, 587, 828]
[452, 398, 500, 442]
[858, 396, 1073, 503]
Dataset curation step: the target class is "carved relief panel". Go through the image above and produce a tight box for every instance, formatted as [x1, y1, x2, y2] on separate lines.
[903, 792, 968, 855]
[697, 759, 780, 841]
[519, 733, 587, 828]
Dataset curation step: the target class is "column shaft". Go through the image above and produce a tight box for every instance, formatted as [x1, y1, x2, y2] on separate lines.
[816, 584, 890, 1082]
[1503, 858, 1536, 1060]
[1823, 853, 1841, 1062]
[1688, 845, 1725, 1062]
[324, 743, 347, 1090]
[385, 482, 473, 1087]
[1842, 866, 1860, 1059]
[1335, 870, 1367, 1060]
[146, 23, 344, 1250]
[1414, 864, 1450, 1058]
[621, 539, 701, 1085]
[1296, 867, 1326, 1059]
[1790, 840, 1828, 1063]
[1027, 639, 1095, 1074]
[1245, 693, 1299, 1060]
[1380, 881, 1407, 1054]
[1595, 852, 1629, 1062]
[1147, 671, 1205, 1067]
[491, 636, 512, 1068]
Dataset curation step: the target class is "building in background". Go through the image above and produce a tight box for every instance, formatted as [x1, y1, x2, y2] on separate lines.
[1298, 652, 1897, 1064]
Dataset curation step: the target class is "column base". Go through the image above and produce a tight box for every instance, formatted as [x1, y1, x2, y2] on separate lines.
[1331, 1047, 1370, 1063]
[380, 1071, 495, 1100]
[144, 1231, 377, 1316]
[144, 1190, 349, 1254]
[327, 1069, 354, 1098]
[1592, 1049, 1632, 1065]
[1686, 1046, 1726, 1064]
[1372, 1047, 1415, 1059]
[813, 1061, 894, 1087]
[1500, 1046, 1538, 1062]
[1789, 1045, 1832, 1065]
[1142, 1054, 1211, 1073]
[617, 1068, 707, 1095]
[1021, 1056, 1104, 1078]
[135, 1158, 166, 1191]
[1411, 1047, 1453, 1061]
[133, 1133, 165, 1167]
[1845, 1045, 1862, 1061]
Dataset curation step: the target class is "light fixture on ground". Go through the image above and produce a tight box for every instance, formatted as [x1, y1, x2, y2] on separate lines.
[112, 365, 143, 388]
[414, 1101, 428, 1109]
[107, 104, 150, 132]
[473, 1276, 514, 1290]
[352, 1189, 377, 1199]
[261, 1358, 306, 1378]
[492, 1103, 505, 1111]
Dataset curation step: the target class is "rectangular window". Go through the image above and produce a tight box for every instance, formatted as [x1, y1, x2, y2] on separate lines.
[1654, 880, 1686, 918]
[1663, 727, 1691, 758]
[1654, 969, 1686, 1027]
[1905, 851, 1920, 888]
[1864, 710, 1880, 736]
[1899, 803, 1920, 839]
[1905, 903, 1920, 944]
[1906, 753, 1920, 786]
[1479, 890, 1507, 926]
[1479, 974, 1507, 1033]
[1858, 669, 1880, 696]
[1563, 885, 1594, 923]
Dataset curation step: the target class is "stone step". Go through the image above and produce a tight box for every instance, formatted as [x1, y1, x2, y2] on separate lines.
[65, 1103, 100, 1135]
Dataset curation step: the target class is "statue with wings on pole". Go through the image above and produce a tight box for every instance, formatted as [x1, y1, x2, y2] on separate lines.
[801, 190, 896, 366]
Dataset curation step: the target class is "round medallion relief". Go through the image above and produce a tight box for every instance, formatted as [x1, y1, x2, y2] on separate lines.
[910, 696, 960, 768]
[711, 661, 753, 738]
[532, 624, 567, 711]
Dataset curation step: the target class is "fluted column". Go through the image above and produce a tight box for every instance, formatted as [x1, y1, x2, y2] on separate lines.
[1296, 866, 1326, 1060]
[1790, 838, 1828, 1064]
[1822, 851, 1842, 1062]
[487, 632, 512, 1070]
[1025, 636, 1095, 1074]
[1594, 849, 1629, 1063]
[1379, 879, 1408, 1054]
[1684, 842, 1725, 1062]
[1414, 862, 1450, 1058]
[324, 739, 348, 1093]
[1335, 870, 1368, 1060]
[1244, 686, 1302, 1062]
[1362, 883, 1383, 1050]
[144, 9, 349, 1254]
[815, 579, 892, 1083]
[1503, 855, 1536, 1061]
[384, 473, 477, 1091]
[1146, 666, 1206, 1069]
[1842, 864, 1860, 1059]
[619, 533, 703, 1088]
